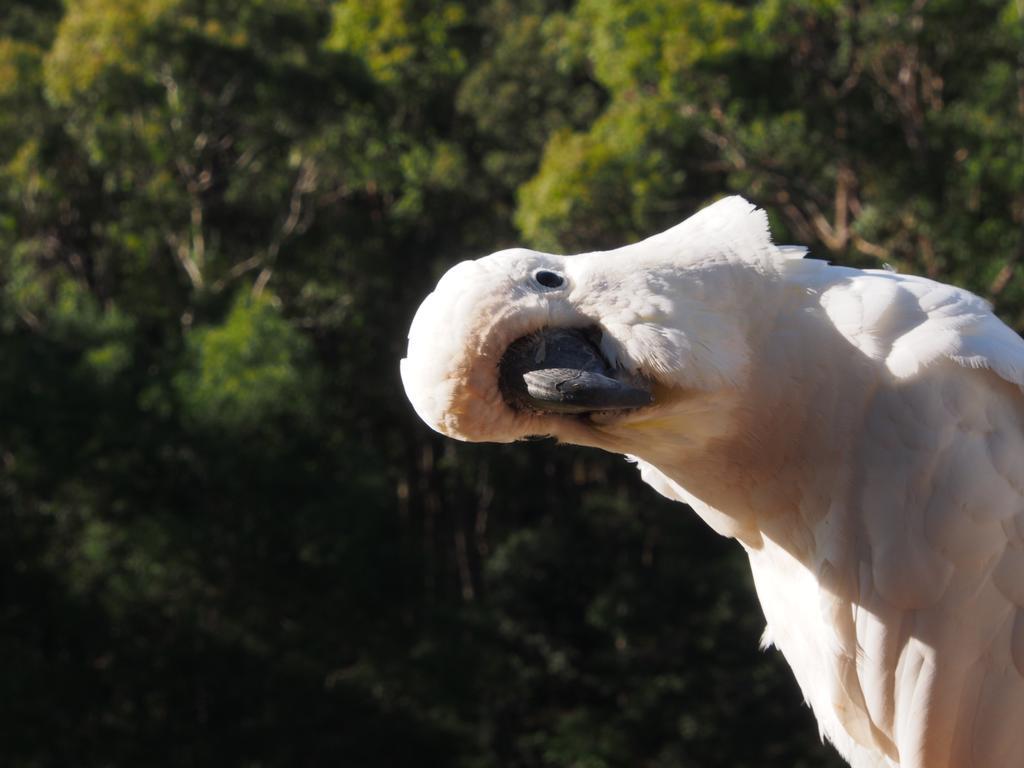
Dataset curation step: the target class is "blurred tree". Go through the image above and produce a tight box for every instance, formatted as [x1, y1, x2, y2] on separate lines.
[519, 0, 1024, 326]
[0, 1, 1019, 767]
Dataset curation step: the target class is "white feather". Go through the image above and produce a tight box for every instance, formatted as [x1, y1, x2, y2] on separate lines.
[402, 196, 1024, 767]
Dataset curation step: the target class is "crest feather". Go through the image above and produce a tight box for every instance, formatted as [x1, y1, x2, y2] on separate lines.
[628, 196, 784, 268]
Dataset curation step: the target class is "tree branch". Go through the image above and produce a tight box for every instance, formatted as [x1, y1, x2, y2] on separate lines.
[252, 156, 319, 298]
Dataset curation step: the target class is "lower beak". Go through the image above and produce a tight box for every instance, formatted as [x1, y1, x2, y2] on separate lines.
[499, 327, 653, 414]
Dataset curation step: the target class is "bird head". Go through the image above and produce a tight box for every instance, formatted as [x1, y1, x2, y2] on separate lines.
[401, 196, 798, 456]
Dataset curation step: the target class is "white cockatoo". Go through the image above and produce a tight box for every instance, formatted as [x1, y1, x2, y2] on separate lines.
[400, 196, 1024, 768]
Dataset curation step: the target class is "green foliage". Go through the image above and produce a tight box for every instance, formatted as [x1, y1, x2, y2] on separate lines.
[519, 0, 1024, 327]
[328, 0, 470, 86]
[0, 1, 1020, 767]
[517, 99, 688, 251]
[176, 293, 317, 431]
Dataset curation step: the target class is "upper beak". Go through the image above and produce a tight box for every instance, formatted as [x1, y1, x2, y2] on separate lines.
[498, 327, 653, 414]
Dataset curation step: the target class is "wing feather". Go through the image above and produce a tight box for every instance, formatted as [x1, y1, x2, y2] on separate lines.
[817, 269, 1024, 392]
[812, 270, 1024, 766]
[851, 361, 1024, 767]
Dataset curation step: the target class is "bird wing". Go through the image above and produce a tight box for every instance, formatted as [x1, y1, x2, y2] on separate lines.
[852, 361, 1024, 767]
[821, 274, 1024, 767]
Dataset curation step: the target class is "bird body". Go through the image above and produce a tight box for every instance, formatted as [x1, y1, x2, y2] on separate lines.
[401, 197, 1024, 767]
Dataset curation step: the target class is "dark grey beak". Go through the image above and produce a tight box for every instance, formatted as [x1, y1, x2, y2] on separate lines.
[499, 327, 653, 414]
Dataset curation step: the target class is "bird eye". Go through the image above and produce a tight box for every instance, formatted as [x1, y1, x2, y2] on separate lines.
[533, 270, 565, 289]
